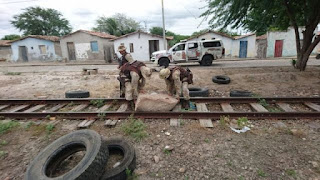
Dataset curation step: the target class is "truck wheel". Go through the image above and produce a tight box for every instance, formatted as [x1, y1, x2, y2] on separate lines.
[25, 130, 109, 180]
[159, 58, 170, 68]
[201, 56, 213, 66]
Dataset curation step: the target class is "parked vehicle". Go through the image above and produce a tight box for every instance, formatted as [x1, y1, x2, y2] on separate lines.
[151, 39, 225, 67]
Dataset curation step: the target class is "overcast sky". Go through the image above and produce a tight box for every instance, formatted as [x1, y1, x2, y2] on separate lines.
[0, 0, 219, 38]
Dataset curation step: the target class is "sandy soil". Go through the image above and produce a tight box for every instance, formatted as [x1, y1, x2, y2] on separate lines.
[0, 65, 320, 179]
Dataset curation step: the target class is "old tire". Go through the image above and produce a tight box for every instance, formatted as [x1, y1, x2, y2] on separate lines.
[158, 58, 170, 68]
[200, 55, 213, 66]
[212, 75, 231, 84]
[189, 87, 209, 97]
[230, 90, 253, 97]
[66, 90, 90, 98]
[100, 138, 136, 180]
[25, 130, 109, 180]
[316, 54, 320, 59]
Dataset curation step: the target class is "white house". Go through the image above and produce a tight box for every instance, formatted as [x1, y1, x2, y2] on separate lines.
[266, 27, 319, 57]
[113, 31, 172, 61]
[187, 30, 256, 58]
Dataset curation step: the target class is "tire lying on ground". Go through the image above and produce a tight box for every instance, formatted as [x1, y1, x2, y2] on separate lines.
[230, 90, 253, 97]
[188, 87, 209, 97]
[100, 138, 136, 180]
[65, 90, 90, 98]
[25, 129, 109, 180]
[212, 75, 231, 84]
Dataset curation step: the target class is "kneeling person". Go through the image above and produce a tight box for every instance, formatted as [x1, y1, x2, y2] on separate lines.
[159, 66, 193, 109]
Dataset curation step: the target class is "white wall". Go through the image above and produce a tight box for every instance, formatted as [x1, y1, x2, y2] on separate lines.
[188, 33, 233, 57]
[267, 27, 318, 57]
[231, 35, 257, 58]
[113, 33, 167, 61]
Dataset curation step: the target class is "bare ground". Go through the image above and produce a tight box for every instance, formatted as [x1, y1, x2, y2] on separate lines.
[0, 65, 320, 180]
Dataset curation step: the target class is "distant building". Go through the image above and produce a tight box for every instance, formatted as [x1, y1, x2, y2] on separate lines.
[266, 27, 318, 57]
[113, 30, 172, 61]
[10, 35, 61, 62]
[255, 34, 267, 59]
[0, 40, 12, 62]
[60, 30, 117, 62]
[187, 30, 256, 58]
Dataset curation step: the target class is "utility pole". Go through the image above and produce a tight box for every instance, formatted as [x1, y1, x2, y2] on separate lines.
[161, 0, 167, 50]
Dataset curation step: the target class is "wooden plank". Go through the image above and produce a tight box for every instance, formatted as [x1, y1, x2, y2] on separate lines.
[24, 104, 46, 113]
[0, 105, 10, 111]
[84, 120, 95, 127]
[196, 103, 213, 128]
[77, 120, 89, 128]
[220, 103, 234, 112]
[117, 103, 128, 112]
[276, 102, 295, 112]
[48, 104, 67, 112]
[104, 120, 112, 126]
[304, 102, 320, 112]
[71, 104, 89, 112]
[170, 104, 181, 127]
[97, 103, 112, 112]
[249, 103, 269, 112]
[8, 105, 29, 112]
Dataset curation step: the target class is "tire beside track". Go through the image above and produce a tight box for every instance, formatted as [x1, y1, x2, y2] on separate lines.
[25, 130, 109, 180]
[188, 87, 209, 97]
[212, 75, 231, 84]
[100, 138, 136, 180]
[230, 90, 253, 97]
[65, 90, 90, 98]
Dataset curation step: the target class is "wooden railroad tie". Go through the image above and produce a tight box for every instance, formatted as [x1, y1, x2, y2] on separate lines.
[82, 68, 98, 75]
[104, 103, 128, 127]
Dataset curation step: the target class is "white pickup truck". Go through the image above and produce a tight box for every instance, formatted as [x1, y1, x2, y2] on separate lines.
[151, 39, 225, 67]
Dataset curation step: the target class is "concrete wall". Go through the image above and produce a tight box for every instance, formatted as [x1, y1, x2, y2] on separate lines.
[0, 46, 12, 61]
[60, 32, 114, 61]
[231, 35, 257, 58]
[188, 33, 234, 58]
[113, 33, 167, 61]
[11, 38, 62, 61]
[256, 39, 267, 59]
[266, 27, 318, 57]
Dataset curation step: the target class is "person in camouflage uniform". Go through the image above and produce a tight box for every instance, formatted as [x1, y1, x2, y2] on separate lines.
[159, 66, 193, 109]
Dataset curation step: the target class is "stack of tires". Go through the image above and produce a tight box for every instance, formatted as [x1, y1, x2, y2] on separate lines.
[25, 130, 136, 180]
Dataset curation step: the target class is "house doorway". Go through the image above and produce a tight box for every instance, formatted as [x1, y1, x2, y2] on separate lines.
[67, 42, 76, 60]
[149, 40, 159, 59]
[274, 40, 283, 57]
[19, 46, 28, 61]
[239, 41, 248, 58]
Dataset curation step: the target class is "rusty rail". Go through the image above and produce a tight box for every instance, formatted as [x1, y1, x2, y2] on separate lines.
[0, 97, 319, 120]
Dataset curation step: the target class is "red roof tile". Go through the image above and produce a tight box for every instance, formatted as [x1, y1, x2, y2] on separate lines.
[11, 35, 60, 43]
[0, 40, 12, 46]
[62, 30, 117, 39]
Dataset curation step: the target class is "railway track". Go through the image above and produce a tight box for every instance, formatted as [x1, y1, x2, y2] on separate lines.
[0, 97, 319, 121]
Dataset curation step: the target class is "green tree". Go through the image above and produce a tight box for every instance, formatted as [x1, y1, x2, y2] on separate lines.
[93, 13, 140, 36]
[1, 34, 21, 40]
[202, 0, 320, 71]
[11, 6, 72, 36]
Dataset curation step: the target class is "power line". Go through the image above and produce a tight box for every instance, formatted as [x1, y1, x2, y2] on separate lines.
[0, 0, 38, 4]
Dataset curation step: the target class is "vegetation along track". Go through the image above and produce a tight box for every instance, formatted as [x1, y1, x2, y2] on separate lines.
[0, 97, 319, 120]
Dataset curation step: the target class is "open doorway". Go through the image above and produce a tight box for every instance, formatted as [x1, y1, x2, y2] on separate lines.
[19, 46, 28, 61]
[149, 40, 159, 59]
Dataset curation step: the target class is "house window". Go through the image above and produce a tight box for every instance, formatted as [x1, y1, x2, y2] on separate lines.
[39, 45, 46, 54]
[129, 43, 134, 53]
[90, 41, 98, 52]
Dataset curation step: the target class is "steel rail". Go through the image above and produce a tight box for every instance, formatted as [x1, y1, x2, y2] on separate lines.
[0, 97, 320, 105]
[0, 111, 319, 119]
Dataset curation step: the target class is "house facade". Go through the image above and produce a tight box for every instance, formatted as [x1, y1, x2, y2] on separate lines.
[187, 30, 256, 58]
[231, 34, 256, 58]
[266, 27, 318, 57]
[255, 35, 267, 59]
[113, 31, 171, 61]
[0, 40, 12, 61]
[60, 30, 117, 62]
[10, 36, 61, 62]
